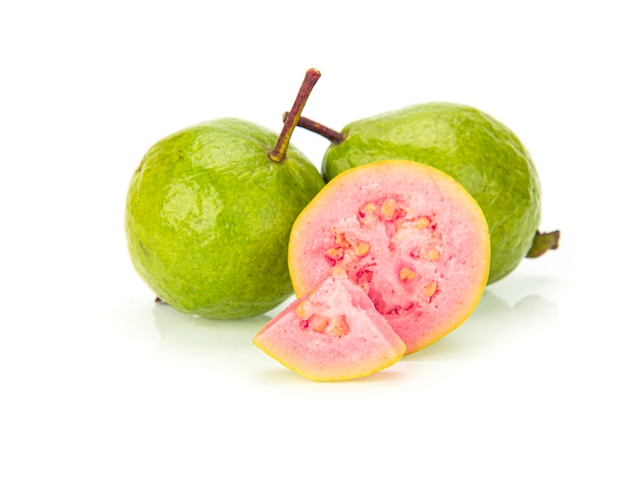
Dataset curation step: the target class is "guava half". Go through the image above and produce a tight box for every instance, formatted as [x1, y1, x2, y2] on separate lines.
[288, 160, 490, 354]
[253, 272, 406, 381]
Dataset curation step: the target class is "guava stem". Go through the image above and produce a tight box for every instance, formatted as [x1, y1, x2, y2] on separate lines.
[282, 113, 346, 144]
[526, 230, 561, 258]
[268, 68, 321, 163]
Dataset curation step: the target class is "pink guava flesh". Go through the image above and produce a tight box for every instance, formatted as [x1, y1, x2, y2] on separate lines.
[253, 273, 406, 381]
[289, 160, 490, 354]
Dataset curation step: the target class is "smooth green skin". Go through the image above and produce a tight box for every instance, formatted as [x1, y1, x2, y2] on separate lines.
[322, 102, 541, 283]
[125, 118, 325, 319]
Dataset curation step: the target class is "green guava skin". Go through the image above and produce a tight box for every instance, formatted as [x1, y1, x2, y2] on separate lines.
[125, 118, 326, 319]
[321, 102, 541, 284]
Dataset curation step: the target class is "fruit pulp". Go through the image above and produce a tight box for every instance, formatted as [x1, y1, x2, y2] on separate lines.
[289, 160, 490, 354]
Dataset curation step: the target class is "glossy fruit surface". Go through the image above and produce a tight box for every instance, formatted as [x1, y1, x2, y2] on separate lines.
[321, 102, 540, 283]
[125, 118, 325, 319]
[253, 272, 406, 381]
[289, 160, 490, 354]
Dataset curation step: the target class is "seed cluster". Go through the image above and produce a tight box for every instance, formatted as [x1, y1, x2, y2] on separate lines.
[295, 299, 351, 337]
[324, 197, 443, 316]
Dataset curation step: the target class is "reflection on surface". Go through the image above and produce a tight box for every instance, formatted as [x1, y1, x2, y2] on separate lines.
[152, 301, 271, 354]
[408, 284, 559, 361]
[148, 277, 562, 375]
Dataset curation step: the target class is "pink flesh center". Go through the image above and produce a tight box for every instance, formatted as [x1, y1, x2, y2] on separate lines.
[323, 197, 443, 318]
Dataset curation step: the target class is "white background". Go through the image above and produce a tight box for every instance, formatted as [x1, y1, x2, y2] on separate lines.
[1, 1, 624, 494]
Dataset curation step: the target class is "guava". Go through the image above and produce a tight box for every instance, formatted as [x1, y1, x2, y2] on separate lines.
[288, 160, 490, 354]
[253, 272, 406, 381]
[125, 69, 326, 319]
[290, 102, 559, 283]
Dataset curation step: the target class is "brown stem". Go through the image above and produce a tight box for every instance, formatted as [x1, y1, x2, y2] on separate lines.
[526, 230, 561, 258]
[268, 68, 321, 163]
[282, 113, 346, 144]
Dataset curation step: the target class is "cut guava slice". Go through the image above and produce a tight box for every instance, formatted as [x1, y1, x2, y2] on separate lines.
[253, 273, 406, 381]
[288, 160, 490, 354]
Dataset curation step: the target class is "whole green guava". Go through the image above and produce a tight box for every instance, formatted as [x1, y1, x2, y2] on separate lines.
[125, 118, 325, 319]
[320, 102, 545, 283]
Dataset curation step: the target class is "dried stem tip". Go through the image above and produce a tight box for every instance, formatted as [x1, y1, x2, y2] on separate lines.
[526, 230, 561, 258]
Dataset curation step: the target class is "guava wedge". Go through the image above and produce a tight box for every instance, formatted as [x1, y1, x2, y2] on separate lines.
[288, 160, 490, 354]
[253, 272, 406, 381]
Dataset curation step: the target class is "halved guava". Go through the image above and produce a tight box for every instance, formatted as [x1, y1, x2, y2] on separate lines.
[288, 160, 490, 354]
[253, 273, 406, 381]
